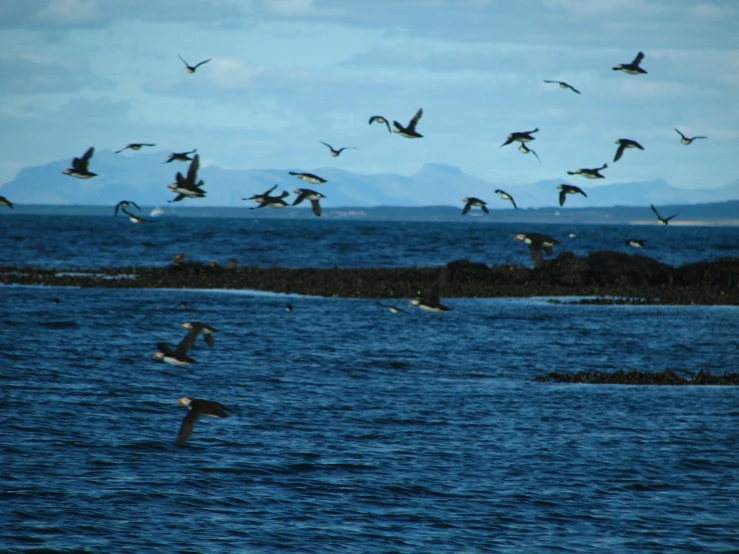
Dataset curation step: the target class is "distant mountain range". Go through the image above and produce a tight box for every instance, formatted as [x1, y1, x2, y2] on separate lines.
[2, 150, 738, 209]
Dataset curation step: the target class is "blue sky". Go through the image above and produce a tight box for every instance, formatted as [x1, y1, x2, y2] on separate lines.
[1, 0, 738, 197]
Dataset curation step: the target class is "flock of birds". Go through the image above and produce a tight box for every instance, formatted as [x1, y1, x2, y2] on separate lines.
[4, 50, 708, 445]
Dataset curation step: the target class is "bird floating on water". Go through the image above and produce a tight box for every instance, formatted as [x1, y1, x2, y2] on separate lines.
[175, 397, 230, 446]
[625, 239, 646, 248]
[62, 147, 97, 179]
[393, 108, 424, 138]
[614, 139, 644, 162]
[613, 51, 647, 74]
[543, 80, 581, 94]
[178, 54, 211, 74]
[376, 301, 407, 314]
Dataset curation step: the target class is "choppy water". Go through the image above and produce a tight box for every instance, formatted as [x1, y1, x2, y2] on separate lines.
[1, 216, 738, 552]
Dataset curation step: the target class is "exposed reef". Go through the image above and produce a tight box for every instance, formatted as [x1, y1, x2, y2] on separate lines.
[1, 251, 737, 305]
[534, 367, 739, 386]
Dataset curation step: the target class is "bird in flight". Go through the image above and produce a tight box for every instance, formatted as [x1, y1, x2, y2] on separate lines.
[62, 147, 97, 179]
[393, 108, 424, 138]
[175, 397, 231, 446]
[650, 204, 679, 225]
[178, 54, 211, 74]
[543, 80, 581, 94]
[369, 115, 391, 133]
[319, 142, 356, 157]
[613, 51, 647, 74]
[613, 138, 644, 162]
[115, 143, 155, 154]
[675, 128, 707, 145]
[495, 189, 517, 210]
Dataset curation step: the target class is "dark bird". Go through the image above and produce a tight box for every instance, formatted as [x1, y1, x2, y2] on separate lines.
[114, 200, 140, 216]
[514, 233, 560, 269]
[393, 108, 424, 138]
[251, 191, 290, 210]
[613, 51, 647, 74]
[500, 128, 538, 147]
[292, 188, 325, 216]
[495, 189, 517, 210]
[243, 184, 278, 204]
[168, 155, 206, 202]
[675, 128, 707, 145]
[650, 204, 679, 225]
[518, 142, 540, 162]
[178, 54, 211, 74]
[376, 301, 407, 314]
[115, 143, 155, 154]
[62, 147, 96, 179]
[175, 397, 230, 446]
[409, 285, 450, 312]
[180, 322, 219, 347]
[286, 304, 293, 312]
[567, 163, 607, 179]
[543, 80, 581, 94]
[369, 115, 392, 133]
[614, 138, 644, 162]
[122, 207, 150, 224]
[319, 142, 355, 157]
[152, 324, 205, 366]
[625, 239, 646, 248]
[557, 184, 588, 206]
[289, 171, 326, 184]
[0, 195, 14, 209]
[164, 149, 197, 164]
[461, 197, 489, 215]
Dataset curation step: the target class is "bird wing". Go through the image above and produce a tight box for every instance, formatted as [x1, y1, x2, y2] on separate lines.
[614, 142, 626, 162]
[186, 155, 199, 184]
[73, 147, 94, 171]
[114, 146, 127, 154]
[665, 212, 680, 222]
[528, 244, 544, 268]
[178, 54, 189, 67]
[310, 199, 322, 216]
[407, 108, 423, 131]
[292, 192, 307, 206]
[462, 202, 472, 215]
[481, 203, 489, 214]
[579, 187, 588, 197]
[675, 128, 686, 139]
[175, 410, 199, 445]
[174, 327, 200, 356]
[568, 83, 581, 94]
[264, 184, 278, 196]
[114, 201, 125, 216]
[320, 142, 333, 151]
[529, 148, 540, 162]
[559, 190, 566, 206]
[129, 201, 141, 211]
[509, 196, 517, 209]
[650, 204, 662, 220]
[203, 333, 215, 347]
[632, 51, 645, 65]
[193, 59, 211, 69]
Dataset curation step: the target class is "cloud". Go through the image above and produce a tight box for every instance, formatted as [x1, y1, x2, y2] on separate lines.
[32, 0, 102, 25]
[0, 54, 114, 93]
[260, 0, 317, 17]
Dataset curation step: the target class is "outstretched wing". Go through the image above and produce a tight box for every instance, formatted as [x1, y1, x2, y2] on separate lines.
[462, 202, 472, 215]
[73, 147, 94, 171]
[174, 327, 199, 356]
[567, 83, 581, 94]
[193, 59, 211, 70]
[559, 190, 567, 207]
[310, 199, 322, 216]
[175, 411, 199, 445]
[407, 108, 423, 132]
[632, 51, 645, 65]
[650, 204, 662, 221]
[186, 155, 199, 184]
[614, 142, 626, 162]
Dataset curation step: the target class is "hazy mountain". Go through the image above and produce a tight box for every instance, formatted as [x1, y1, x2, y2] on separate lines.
[2, 150, 737, 208]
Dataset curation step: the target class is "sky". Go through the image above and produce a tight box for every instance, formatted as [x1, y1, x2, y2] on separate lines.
[1, 0, 738, 198]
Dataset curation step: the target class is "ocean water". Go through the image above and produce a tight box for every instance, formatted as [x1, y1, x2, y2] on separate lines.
[1, 216, 738, 553]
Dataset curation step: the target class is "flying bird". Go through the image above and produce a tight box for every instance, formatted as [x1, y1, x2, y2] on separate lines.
[121, 208, 150, 224]
[292, 188, 325, 216]
[164, 149, 197, 163]
[168, 154, 206, 202]
[0, 195, 14, 209]
[393, 108, 424, 138]
[495, 189, 517, 210]
[369, 115, 392, 133]
[557, 184, 587, 206]
[243, 184, 278, 204]
[62, 147, 97, 179]
[613, 51, 647, 74]
[251, 191, 290, 210]
[178, 54, 211, 74]
[500, 128, 538, 147]
[567, 163, 607, 179]
[543, 80, 581, 94]
[650, 204, 679, 225]
[180, 322, 219, 347]
[319, 142, 355, 157]
[152, 324, 207, 365]
[461, 197, 489, 215]
[115, 143, 155, 154]
[514, 233, 560, 269]
[289, 172, 326, 184]
[114, 200, 140, 216]
[675, 128, 707, 145]
[518, 142, 540, 162]
[614, 138, 644, 162]
[175, 397, 231, 446]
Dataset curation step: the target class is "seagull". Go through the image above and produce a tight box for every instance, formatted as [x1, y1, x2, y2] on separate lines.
[319, 142, 355, 157]
[178, 54, 211, 74]
[393, 108, 424, 138]
[514, 233, 560, 269]
[369, 115, 392, 133]
[650, 204, 679, 225]
[375, 301, 407, 314]
[251, 191, 290, 210]
[0, 195, 14, 209]
[543, 80, 581, 94]
[175, 397, 231, 446]
[567, 163, 607, 179]
[180, 322, 219, 347]
[114, 200, 140, 216]
[289, 172, 326, 184]
[613, 51, 647, 75]
[625, 239, 646, 248]
[461, 197, 489, 215]
[518, 142, 540, 162]
[62, 147, 97, 179]
[163, 149, 197, 164]
[152, 325, 205, 365]
[292, 188, 325, 216]
[243, 184, 278, 204]
[495, 189, 517, 210]
[675, 128, 707, 145]
[557, 184, 588, 206]
[115, 143, 155, 154]
[614, 138, 644, 162]
[500, 128, 538, 147]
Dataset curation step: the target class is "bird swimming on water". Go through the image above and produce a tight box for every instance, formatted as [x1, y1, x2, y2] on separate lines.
[369, 115, 392, 133]
[625, 239, 646, 248]
[543, 80, 581, 94]
[62, 147, 97, 179]
[175, 397, 231, 446]
[495, 189, 517, 210]
[115, 143, 155, 154]
[178, 54, 211, 74]
[613, 139, 644, 162]
[393, 108, 424, 138]
[613, 51, 647, 74]
[650, 204, 679, 225]
[319, 142, 355, 157]
[675, 128, 707, 145]
[567, 163, 607, 179]
[557, 184, 587, 206]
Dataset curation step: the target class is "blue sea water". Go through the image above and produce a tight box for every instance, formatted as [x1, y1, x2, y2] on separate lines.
[1, 215, 738, 553]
